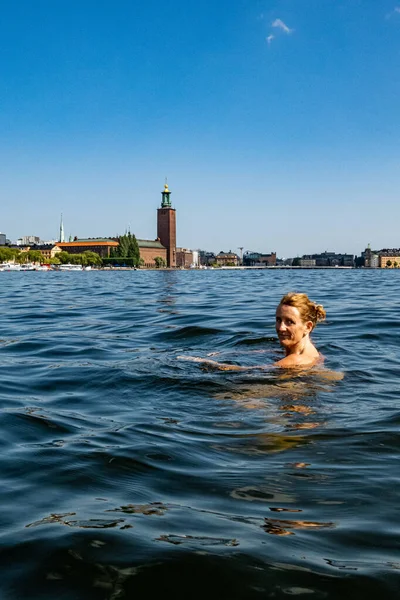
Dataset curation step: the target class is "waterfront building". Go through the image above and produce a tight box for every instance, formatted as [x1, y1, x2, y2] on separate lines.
[243, 251, 277, 267]
[299, 257, 316, 267]
[31, 244, 61, 261]
[362, 245, 377, 268]
[192, 250, 199, 267]
[312, 252, 354, 267]
[198, 251, 216, 266]
[137, 239, 167, 267]
[56, 238, 119, 258]
[0, 233, 6, 246]
[56, 236, 168, 266]
[157, 183, 176, 267]
[362, 245, 400, 268]
[53, 183, 177, 267]
[379, 249, 400, 268]
[176, 247, 194, 268]
[215, 251, 239, 267]
[299, 252, 355, 267]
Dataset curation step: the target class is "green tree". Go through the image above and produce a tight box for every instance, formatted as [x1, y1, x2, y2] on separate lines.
[292, 257, 301, 267]
[81, 251, 102, 266]
[386, 260, 392, 268]
[0, 247, 16, 262]
[26, 250, 43, 263]
[154, 256, 166, 268]
[16, 253, 28, 264]
[393, 261, 398, 269]
[138, 258, 145, 268]
[57, 251, 72, 264]
[112, 232, 140, 265]
[70, 254, 84, 265]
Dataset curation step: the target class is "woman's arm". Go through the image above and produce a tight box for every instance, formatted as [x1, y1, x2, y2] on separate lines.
[177, 356, 264, 371]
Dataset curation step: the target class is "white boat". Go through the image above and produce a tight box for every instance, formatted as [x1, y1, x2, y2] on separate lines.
[1, 263, 21, 271]
[20, 263, 36, 271]
[59, 264, 83, 271]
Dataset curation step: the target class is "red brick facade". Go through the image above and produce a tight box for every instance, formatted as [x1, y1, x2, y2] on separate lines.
[176, 248, 193, 268]
[138, 242, 167, 267]
[56, 240, 118, 258]
[157, 208, 176, 267]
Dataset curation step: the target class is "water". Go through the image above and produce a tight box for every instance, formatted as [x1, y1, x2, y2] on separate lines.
[0, 270, 399, 599]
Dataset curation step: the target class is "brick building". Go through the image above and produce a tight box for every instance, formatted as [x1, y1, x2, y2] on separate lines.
[157, 183, 176, 267]
[56, 238, 119, 258]
[137, 239, 167, 267]
[176, 247, 194, 268]
[55, 182, 177, 268]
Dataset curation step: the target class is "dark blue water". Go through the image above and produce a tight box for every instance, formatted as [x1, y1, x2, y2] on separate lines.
[0, 270, 399, 599]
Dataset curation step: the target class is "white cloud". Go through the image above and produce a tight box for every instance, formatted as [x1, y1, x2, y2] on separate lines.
[266, 34, 274, 45]
[272, 19, 293, 34]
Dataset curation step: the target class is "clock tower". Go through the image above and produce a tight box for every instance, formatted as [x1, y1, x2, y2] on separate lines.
[157, 182, 176, 267]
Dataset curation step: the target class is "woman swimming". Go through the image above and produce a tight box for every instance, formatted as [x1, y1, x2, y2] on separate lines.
[177, 292, 326, 371]
[274, 292, 326, 368]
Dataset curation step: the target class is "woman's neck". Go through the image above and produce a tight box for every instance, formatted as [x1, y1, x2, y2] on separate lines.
[284, 335, 312, 357]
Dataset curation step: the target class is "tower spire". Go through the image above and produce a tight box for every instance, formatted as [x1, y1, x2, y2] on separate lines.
[161, 180, 172, 208]
[59, 213, 65, 243]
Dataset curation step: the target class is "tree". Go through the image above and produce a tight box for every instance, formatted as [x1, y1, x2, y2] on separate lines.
[81, 251, 102, 266]
[393, 261, 398, 269]
[26, 250, 43, 263]
[16, 252, 28, 264]
[112, 232, 140, 265]
[386, 260, 392, 268]
[154, 256, 166, 268]
[57, 251, 72, 264]
[292, 257, 301, 267]
[0, 247, 16, 262]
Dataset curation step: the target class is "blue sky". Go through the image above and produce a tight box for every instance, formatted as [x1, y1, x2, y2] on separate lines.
[1, 0, 399, 257]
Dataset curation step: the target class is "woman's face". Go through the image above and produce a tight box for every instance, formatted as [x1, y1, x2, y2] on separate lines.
[275, 304, 312, 350]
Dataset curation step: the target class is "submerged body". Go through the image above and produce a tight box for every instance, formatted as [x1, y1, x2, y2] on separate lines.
[178, 292, 327, 372]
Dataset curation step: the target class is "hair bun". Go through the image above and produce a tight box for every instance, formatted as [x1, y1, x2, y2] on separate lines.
[314, 304, 326, 322]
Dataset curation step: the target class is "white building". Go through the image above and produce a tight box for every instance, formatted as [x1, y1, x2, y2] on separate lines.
[192, 250, 199, 267]
[18, 236, 40, 246]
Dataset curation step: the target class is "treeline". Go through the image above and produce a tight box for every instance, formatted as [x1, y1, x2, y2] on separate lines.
[0, 247, 47, 264]
[57, 251, 102, 266]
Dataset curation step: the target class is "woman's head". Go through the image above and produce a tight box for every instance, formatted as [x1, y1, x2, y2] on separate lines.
[277, 293, 326, 331]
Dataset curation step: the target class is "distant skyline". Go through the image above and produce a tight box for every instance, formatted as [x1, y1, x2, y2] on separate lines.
[1, 1, 400, 257]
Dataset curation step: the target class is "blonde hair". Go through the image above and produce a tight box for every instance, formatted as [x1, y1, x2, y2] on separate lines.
[278, 292, 326, 330]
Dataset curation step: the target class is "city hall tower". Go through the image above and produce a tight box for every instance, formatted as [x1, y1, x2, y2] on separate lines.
[157, 182, 176, 267]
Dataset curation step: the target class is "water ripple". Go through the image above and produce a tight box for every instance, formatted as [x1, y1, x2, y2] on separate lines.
[0, 270, 399, 599]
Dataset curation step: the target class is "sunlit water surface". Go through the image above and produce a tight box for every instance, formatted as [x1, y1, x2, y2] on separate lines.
[0, 270, 399, 599]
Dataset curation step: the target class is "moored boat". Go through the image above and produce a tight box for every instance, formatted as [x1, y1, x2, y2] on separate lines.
[58, 264, 83, 271]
